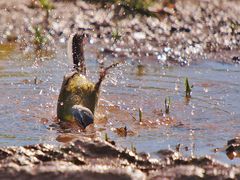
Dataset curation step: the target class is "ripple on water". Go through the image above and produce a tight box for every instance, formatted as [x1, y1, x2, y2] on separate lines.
[0, 47, 239, 165]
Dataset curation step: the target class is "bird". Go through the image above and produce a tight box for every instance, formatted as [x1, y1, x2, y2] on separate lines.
[57, 32, 118, 129]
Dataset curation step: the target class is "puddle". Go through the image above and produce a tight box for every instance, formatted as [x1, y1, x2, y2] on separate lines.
[0, 44, 239, 165]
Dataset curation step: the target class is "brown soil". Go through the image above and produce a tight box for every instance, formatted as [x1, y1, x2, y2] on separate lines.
[0, 137, 240, 180]
[0, 0, 239, 64]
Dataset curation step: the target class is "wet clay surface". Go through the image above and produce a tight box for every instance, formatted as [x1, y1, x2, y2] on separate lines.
[0, 138, 240, 180]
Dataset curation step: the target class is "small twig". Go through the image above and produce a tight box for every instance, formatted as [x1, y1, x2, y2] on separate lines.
[128, 112, 137, 121]
[77, 27, 94, 32]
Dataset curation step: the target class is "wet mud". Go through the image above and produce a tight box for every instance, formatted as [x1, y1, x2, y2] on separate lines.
[0, 137, 240, 180]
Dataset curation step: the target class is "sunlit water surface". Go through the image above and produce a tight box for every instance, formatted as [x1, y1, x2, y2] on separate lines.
[0, 44, 239, 165]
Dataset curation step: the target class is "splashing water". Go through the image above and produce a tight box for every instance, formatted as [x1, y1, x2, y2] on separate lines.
[0, 44, 240, 165]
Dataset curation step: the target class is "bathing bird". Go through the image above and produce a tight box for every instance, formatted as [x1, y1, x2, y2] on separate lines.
[57, 32, 118, 129]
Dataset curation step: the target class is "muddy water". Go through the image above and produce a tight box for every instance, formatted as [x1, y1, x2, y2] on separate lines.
[0, 43, 239, 165]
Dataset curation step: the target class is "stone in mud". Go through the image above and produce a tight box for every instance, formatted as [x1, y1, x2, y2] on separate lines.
[232, 56, 240, 64]
[226, 136, 240, 160]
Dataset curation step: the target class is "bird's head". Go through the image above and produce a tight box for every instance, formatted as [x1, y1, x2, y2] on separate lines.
[71, 105, 94, 129]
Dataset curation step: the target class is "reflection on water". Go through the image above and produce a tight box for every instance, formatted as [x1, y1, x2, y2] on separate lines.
[0, 44, 240, 165]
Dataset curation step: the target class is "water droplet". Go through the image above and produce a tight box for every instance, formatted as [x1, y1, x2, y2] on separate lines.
[203, 88, 208, 93]
[59, 37, 65, 43]
[189, 130, 194, 136]
[175, 84, 179, 91]
[115, 47, 121, 52]
[157, 54, 167, 62]
[164, 47, 171, 53]
[89, 38, 94, 44]
[191, 110, 195, 115]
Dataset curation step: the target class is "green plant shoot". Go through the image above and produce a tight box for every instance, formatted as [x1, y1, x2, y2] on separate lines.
[185, 77, 192, 98]
[139, 108, 142, 122]
[104, 133, 109, 141]
[39, 0, 53, 11]
[165, 97, 171, 114]
[131, 143, 137, 153]
[33, 26, 47, 50]
[39, 0, 53, 27]
[112, 29, 122, 42]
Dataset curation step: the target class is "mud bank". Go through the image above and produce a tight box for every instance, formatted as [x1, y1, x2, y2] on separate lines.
[0, 137, 240, 180]
[0, 0, 239, 64]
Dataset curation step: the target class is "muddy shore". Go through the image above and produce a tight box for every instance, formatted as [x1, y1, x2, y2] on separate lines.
[0, 0, 239, 64]
[0, 137, 240, 180]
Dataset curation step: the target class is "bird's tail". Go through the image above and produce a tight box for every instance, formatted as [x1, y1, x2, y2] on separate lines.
[67, 33, 87, 75]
